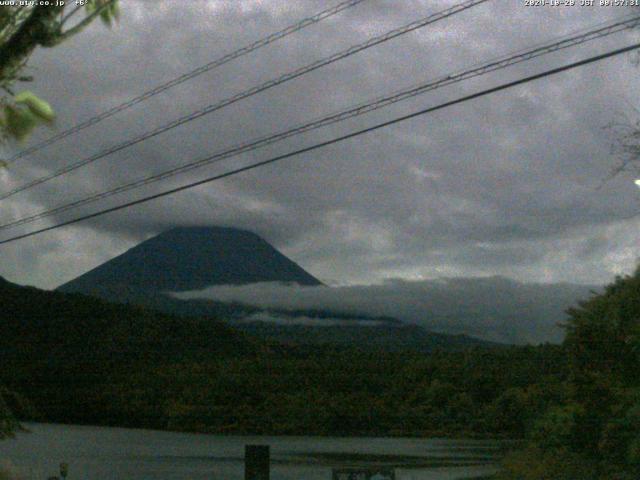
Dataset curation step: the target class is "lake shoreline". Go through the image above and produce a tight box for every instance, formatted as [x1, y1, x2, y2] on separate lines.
[15, 418, 518, 442]
[2, 423, 505, 480]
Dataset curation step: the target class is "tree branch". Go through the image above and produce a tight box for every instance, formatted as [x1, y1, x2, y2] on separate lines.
[0, 6, 64, 81]
[52, 0, 116, 45]
[60, 4, 84, 28]
[0, 7, 34, 46]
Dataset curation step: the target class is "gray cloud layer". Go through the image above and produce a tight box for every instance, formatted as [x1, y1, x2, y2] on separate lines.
[174, 277, 598, 344]
[0, 1, 639, 289]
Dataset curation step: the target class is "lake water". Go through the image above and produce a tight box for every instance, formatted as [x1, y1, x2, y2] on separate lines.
[0, 423, 502, 479]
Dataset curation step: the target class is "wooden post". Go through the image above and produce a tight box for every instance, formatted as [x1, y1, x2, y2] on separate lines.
[245, 444, 270, 480]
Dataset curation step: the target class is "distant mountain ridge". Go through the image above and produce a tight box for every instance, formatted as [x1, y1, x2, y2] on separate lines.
[235, 320, 496, 351]
[54, 226, 499, 350]
[58, 226, 322, 296]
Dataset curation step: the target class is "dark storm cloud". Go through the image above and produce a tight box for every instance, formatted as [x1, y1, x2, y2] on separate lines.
[0, 0, 639, 289]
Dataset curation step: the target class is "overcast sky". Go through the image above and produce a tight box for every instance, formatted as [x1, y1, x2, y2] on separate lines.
[0, 0, 639, 290]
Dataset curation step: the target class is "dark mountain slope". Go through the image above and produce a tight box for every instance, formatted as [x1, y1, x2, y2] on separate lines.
[53, 226, 500, 351]
[235, 321, 497, 351]
[58, 226, 321, 297]
[0, 275, 255, 425]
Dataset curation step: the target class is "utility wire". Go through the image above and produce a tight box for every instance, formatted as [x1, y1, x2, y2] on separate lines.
[0, 0, 489, 201]
[4, 0, 369, 165]
[2, 14, 638, 231]
[1, 41, 638, 246]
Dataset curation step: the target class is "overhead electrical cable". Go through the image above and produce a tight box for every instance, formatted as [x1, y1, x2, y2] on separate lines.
[0, 0, 489, 201]
[4, 0, 369, 165]
[1, 14, 638, 231]
[1, 41, 638, 246]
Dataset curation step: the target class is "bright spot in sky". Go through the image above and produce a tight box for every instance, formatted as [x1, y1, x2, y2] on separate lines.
[635, 179, 640, 188]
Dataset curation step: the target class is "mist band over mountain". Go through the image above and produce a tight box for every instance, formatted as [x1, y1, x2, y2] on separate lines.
[56, 226, 598, 345]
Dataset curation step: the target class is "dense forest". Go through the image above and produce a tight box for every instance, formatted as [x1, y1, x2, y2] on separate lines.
[497, 266, 640, 479]
[0, 275, 563, 438]
[1, 267, 639, 479]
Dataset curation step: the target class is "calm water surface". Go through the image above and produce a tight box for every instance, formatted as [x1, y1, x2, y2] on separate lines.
[0, 423, 502, 479]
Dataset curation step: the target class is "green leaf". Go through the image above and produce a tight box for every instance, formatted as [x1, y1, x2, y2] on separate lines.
[85, 0, 119, 28]
[14, 91, 55, 123]
[4, 105, 38, 142]
[99, 7, 113, 27]
[111, 1, 121, 21]
[85, 0, 97, 14]
[100, 1, 119, 27]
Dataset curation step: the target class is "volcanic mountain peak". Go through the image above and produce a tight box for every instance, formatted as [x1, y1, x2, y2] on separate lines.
[58, 226, 321, 295]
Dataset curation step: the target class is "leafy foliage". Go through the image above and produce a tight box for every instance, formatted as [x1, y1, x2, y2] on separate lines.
[0, 1, 119, 145]
[498, 446, 598, 480]
[500, 266, 640, 479]
[85, 0, 120, 28]
[1, 91, 54, 143]
[0, 388, 19, 440]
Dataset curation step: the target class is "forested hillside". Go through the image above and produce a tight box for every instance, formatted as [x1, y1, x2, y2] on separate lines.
[0, 276, 255, 427]
[1, 275, 566, 438]
[498, 266, 640, 479]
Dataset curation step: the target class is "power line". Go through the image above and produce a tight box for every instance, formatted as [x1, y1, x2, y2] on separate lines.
[1, 41, 637, 246]
[0, 0, 489, 201]
[2, 14, 638, 231]
[4, 0, 369, 165]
